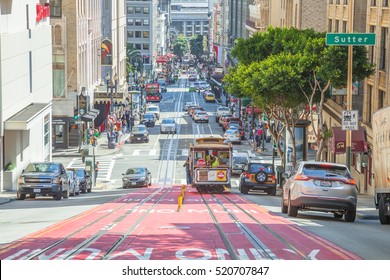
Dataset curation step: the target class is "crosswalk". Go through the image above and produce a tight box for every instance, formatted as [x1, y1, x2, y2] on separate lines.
[66, 158, 114, 182]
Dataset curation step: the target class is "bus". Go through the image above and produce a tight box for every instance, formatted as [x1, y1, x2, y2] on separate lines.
[145, 83, 161, 102]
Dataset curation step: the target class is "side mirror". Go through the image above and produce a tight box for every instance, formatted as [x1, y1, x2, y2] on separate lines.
[122, 173, 125, 176]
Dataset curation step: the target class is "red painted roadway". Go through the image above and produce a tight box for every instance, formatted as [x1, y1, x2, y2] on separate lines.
[0, 185, 361, 260]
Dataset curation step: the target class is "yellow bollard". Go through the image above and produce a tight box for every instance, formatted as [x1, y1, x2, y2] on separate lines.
[177, 195, 183, 211]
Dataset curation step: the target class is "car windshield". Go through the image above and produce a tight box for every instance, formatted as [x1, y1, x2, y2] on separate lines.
[302, 164, 350, 178]
[147, 107, 158, 112]
[26, 163, 60, 173]
[74, 169, 86, 178]
[125, 168, 145, 175]
[248, 163, 273, 173]
[132, 126, 146, 133]
[233, 156, 248, 164]
[226, 129, 239, 135]
[144, 114, 154, 119]
[162, 119, 175, 124]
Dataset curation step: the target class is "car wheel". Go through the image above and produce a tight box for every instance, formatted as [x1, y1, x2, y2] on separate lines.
[287, 195, 298, 217]
[87, 184, 92, 193]
[267, 187, 276, 196]
[29, 194, 36, 199]
[54, 190, 62, 200]
[70, 187, 75, 197]
[81, 187, 86, 194]
[281, 192, 288, 214]
[344, 209, 356, 222]
[379, 196, 390, 224]
[334, 213, 343, 219]
[18, 193, 26, 200]
[255, 171, 267, 183]
[242, 184, 249, 194]
[63, 187, 69, 199]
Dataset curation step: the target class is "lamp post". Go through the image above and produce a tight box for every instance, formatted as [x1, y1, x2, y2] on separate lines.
[138, 76, 145, 119]
[105, 72, 112, 113]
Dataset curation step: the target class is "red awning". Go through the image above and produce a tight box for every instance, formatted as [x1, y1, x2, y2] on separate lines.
[329, 126, 366, 154]
[156, 55, 168, 63]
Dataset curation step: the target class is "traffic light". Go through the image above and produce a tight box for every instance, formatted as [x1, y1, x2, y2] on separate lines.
[74, 107, 79, 120]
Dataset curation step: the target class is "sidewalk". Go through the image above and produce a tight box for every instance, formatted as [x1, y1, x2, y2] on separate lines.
[52, 132, 129, 158]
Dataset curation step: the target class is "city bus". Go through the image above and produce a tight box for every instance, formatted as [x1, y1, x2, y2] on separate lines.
[145, 83, 161, 102]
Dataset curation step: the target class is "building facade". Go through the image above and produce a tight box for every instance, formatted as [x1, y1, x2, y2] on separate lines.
[0, 0, 53, 191]
[50, 0, 102, 149]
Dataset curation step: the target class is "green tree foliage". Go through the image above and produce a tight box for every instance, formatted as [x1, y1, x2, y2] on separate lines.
[189, 35, 204, 58]
[172, 35, 189, 58]
[225, 27, 375, 166]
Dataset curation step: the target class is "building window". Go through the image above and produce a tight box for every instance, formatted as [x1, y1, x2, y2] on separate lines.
[127, 31, 134, 38]
[127, 19, 134, 25]
[378, 90, 385, 109]
[384, 0, 389, 7]
[329, 0, 333, 4]
[371, 0, 377, 6]
[143, 57, 150, 64]
[143, 19, 149, 26]
[143, 31, 149, 38]
[143, 43, 149, 50]
[328, 19, 332, 32]
[380, 27, 388, 70]
[335, 20, 339, 32]
[135, 31, 141, 38]
[369, 26, 375, 64]
[127, 6, 134, 14]
[44, 114, 50, 147]
[135, 7, 142, 14]
[336, 0, 340, 4]
[343, 0, 348, 4]
[143, 7, 149, 14]
[367, 85, 373, 124]
[135, 19, 142, 26]
[50, 0, 62, 17]
[135, 43, 142, 50]
[342, 21, 347, 32]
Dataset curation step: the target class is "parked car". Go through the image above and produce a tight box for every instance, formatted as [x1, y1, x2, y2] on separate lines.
[218, 113, 233, 126]
[215, 106, 231, 122]
[239, 162, 276, 195]
[140, 113, 156, 127]
[160, 118, 177, 134]
[18, 162, 70, 200]
[194, 111, 209, 123]
[130, 124, 149, 143]
[223, 129, 241, 144]
[281, 161, 358, 222]
[221, 117, 242, 131]
[145, 105, 160, 120]
[122, 167, 152, 188]
[66, 170, 80, 196]
[232, 152, 250, 175]
[66, 167, 92, 193]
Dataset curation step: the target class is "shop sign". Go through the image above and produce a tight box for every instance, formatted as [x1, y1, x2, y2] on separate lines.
[36, 3, 50, 23]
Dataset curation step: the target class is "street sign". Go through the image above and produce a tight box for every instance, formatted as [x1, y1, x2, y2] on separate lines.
[326, 33, 376, 46]
[342, 110, 358, 130]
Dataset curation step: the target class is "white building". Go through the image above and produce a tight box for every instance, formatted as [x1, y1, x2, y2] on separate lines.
[0, 0, 53, 191]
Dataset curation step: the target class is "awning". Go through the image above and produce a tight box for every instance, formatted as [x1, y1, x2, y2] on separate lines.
[329, 126, 366, 154]
[81, 109, 99, 122]
[4, 103, 51, 130]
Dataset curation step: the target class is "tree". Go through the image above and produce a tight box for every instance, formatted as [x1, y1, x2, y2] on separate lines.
[225, 27, 374, 167]
[189, 35, 204, 58]
[172, 35, 189, 58]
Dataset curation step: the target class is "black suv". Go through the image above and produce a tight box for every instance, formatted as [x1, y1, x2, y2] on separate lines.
[18, 162, 70, 200]
[239, 163, 276, 195]
[66, 167, 92, 193]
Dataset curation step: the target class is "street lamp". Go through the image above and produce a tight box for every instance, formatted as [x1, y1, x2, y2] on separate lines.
[138, 76, 145, 119]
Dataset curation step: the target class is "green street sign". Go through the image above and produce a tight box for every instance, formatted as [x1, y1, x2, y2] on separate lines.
[326, 33, 376, 46]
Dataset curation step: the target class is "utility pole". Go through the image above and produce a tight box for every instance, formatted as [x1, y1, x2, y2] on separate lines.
[346, 0, 353, 170]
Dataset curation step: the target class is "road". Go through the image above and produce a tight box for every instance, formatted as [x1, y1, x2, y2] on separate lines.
[0, 79, 389, 260]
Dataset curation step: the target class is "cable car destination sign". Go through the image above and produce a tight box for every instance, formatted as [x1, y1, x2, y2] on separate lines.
[326, 33, 376, 46]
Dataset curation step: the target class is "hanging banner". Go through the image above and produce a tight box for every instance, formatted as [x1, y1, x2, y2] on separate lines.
[101, 39, 113, 66]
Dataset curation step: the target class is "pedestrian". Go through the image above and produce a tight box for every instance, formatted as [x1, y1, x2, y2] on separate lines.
[256, 127, 263, 147]
[122, 119, 127, 134]
[80, 149, 85, 164]
[183, 157, 192, 186]
[94, 161, 99, 185]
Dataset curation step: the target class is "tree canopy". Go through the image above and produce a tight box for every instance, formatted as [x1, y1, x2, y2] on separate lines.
[172, 35, 189, 58]
[189, 35, 204, 58]
[224, 27, 375, 166]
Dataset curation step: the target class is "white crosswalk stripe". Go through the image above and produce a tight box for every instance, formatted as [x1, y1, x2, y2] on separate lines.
[66, 158, 114, 182]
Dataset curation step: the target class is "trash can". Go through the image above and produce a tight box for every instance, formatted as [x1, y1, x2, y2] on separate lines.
[83, 147, 89, 156]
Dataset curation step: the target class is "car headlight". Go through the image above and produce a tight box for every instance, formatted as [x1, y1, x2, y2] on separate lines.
[52, 177, 61, 184]
[18, 176, 25, 184]
[122, 177, 128, 181]
[130, 133, 134, 137]
[139, 177, 146, 181]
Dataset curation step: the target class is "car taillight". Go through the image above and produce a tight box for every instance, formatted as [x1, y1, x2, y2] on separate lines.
[271, 175, 276, 180]
[342, 178, 357, 185]
[294, 174, 310, 181]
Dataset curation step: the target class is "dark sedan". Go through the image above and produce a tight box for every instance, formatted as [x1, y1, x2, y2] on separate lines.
[66, 167, 92, 193]
[129, 125, 149, 143]
[122, 167, 152, 188]
[140, 113, 156, 127]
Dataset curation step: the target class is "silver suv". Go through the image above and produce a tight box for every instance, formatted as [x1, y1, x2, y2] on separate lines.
[281, 161, 358, 222]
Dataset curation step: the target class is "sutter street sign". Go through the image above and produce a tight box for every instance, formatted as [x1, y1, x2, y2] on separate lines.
[326, 33, 376, 46]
